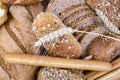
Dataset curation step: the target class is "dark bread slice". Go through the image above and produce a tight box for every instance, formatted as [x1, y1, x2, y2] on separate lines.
[33, 12, 82, 58]
[87, 33, 120, 62]
[37, 67, 85, 80]
[79, 25, 106, 58]
[71, 14, 102, 29]
[58, 4, 88, 21]
[63, 8, 92, 28]
[46, 0, 86, 16]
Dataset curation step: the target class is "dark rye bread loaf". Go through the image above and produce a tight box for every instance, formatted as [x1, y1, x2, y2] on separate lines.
[37, 67, 85, 80]
[33, 12, 82, 58]
[87, 33, 120, 62]
[0, 3, 43, 80]
[46, 0, 86, 16]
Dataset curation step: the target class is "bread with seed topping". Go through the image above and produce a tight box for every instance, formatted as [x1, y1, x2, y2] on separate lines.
[37, 67, 85, 80]
[86, 0, 120, 33]
[33, 12, 82, 58]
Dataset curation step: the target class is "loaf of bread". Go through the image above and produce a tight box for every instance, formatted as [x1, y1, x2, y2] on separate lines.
[33, 12, 82, 58]
[87, 33, 120, 62]
[86, 0, 120, 34]
[37, 67, 85, 80]
[0, 0, 43, 5]
[0, 3, 8, 26]
[0, 3, 43, 80]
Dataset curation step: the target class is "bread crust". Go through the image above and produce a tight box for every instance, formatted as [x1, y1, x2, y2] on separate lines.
[0, 0, 43, 4]
[87, 33, 120, 62]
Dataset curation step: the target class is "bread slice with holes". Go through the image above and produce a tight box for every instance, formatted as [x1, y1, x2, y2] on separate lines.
[33, 12, 82, 58]
[37, 67, 85, 80]
[46, 0, 86, 18]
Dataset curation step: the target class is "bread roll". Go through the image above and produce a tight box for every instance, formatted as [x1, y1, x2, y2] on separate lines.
[0, 3, 8, 26]
[0, 0, 43, 5]
[33, 12, 82, 58]
[37, 67, 85, 80]
[86, 0, 120, 34]
[87, 33, 120, 62]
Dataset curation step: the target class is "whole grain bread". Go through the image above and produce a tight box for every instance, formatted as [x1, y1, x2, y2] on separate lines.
[46, 0, 86, 16]
[59, 4, 88, 21]
[79, 25, 106, 58]
[87, 0, 120, 28]
[37, 67, 85, 80]
[0, 0, 43, 4]
[87, 33, 120, 62]
[0, 3, 43, 80]
[33, 12, 82, 58]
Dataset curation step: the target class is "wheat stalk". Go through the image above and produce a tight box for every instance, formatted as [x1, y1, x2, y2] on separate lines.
[34, 27, 120, 47]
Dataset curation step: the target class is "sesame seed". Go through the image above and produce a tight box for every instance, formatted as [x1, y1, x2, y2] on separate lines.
[47, 24, 51, 27]
[42, 26, 46, 30]
[68, 46, 72, 49]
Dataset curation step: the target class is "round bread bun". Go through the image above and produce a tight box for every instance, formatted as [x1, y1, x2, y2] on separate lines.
[0, 0, 43, 5]
[0, 3, 8, 26]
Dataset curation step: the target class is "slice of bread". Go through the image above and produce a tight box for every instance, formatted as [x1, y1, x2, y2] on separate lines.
[63, 8, 91, 28]
[37, 67, 85, 80]
[59, 4, 87, 21]
[46, 0, 85, 16]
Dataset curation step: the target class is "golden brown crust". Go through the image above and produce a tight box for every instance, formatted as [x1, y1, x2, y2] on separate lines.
[87, 33, 120, 62]
[0, 3, 8, 25]
[0, 0, 43, 5]
[33, 12, 82, 58]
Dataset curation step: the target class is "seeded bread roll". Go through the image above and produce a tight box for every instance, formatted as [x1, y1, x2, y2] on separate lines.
[37, 67, 85, 80]
[87, 33, 120, 62]
[0, 3, 8, 25]
[86, 0, 120, 34]
[33, 12, 82, 58]
[0, 0, 43, 5]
